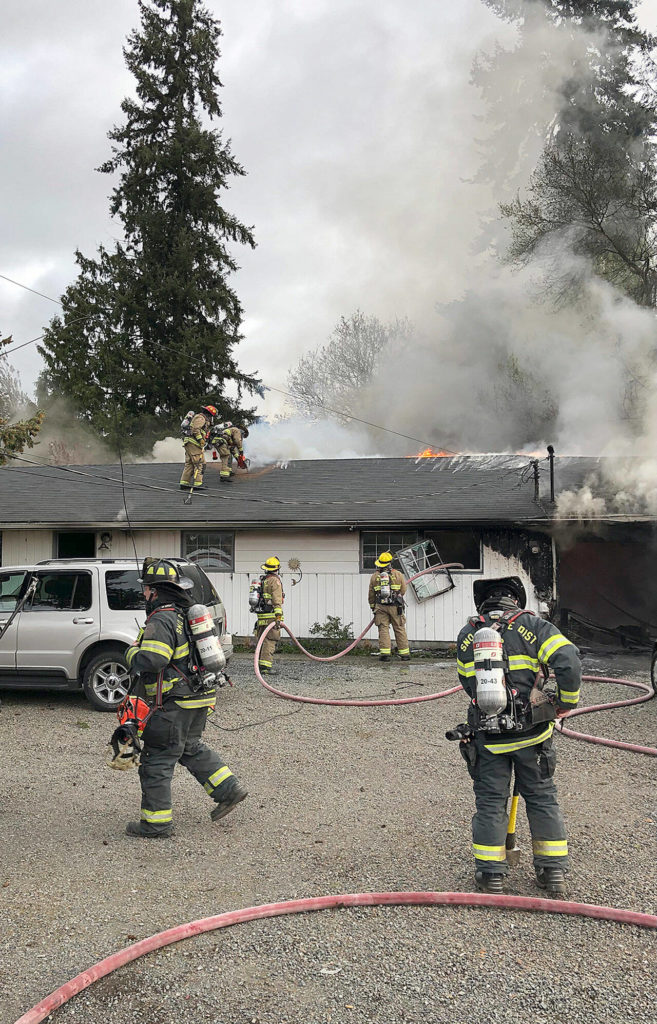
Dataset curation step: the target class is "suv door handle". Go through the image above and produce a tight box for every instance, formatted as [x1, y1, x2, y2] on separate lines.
[73, 617, 95, 624]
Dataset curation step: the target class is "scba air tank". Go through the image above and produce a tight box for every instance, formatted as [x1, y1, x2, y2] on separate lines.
[187, 604, 226, 672]
[248, 580, 262, 610]
[472, 626, 507, 717]
[378, 571, 392, 603]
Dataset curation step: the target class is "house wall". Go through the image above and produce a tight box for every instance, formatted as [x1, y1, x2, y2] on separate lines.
[0, 526, 538, 643]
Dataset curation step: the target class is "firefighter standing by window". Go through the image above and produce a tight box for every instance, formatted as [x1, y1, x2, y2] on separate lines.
[368, 551, 411, 662]
[251, 556, 284, 675]
[212, 422, 249, 481]
[454, 576, 580, 894]
[123, 559, 247, 837]
[179, 405, 217, 491]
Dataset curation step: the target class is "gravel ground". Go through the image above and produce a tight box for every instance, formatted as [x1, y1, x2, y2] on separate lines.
[1, 650, 655, 1024]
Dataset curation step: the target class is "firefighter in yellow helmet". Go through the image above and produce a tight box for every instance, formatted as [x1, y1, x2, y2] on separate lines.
[368, 551, 410, 662]
[252, 556, 284, 674]
[212, 422, 249, 481]
[180, 405, 217, 490]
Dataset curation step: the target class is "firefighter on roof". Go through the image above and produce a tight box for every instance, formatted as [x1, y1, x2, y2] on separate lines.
[123, 558, 247, 838]
[212, 422, 249, 481]
[368, 552, 411, 662]
[179, 405, 217, 491]
[251, 556, 284, 675]
[454, 576, 580, 894]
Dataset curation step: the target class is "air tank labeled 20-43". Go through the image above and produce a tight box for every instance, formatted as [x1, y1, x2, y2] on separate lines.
[472, 626, 507, 718]
[187, 604, 226, 673]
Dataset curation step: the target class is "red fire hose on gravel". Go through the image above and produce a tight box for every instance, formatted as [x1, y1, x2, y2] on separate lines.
[14, 891, 657, 1024]
[13, 578, 657, 1022]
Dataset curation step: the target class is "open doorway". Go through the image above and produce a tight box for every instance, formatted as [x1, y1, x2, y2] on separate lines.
[56, 531, 97, 558]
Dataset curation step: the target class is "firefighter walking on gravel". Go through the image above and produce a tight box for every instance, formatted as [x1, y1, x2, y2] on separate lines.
[251, 556, 284, 675]
[454, 576, 580, 894]
[368, 551, 410, 662]
[122, 559, 247, 838]
[213, 422, 249, 481]
[179, 405, 217, 491]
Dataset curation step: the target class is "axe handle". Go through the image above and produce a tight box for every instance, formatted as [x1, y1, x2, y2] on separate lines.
[506, 780, 519, 848]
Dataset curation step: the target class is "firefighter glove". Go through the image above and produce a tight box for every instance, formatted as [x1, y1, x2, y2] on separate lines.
[237, 454, 248, 470]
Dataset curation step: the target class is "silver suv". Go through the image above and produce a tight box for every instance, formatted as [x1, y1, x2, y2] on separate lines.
[0, 558, 233, 711]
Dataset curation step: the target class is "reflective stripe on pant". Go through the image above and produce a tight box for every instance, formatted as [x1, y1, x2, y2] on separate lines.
[180, 443, 205, 487]
[468, 733, 568, 874]
[138, 703, 238, 834]
[255, 622, 281, 668]
[374, 606, 409, 656]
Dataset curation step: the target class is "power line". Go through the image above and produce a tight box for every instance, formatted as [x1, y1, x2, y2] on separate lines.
[0, 271, 461, 456]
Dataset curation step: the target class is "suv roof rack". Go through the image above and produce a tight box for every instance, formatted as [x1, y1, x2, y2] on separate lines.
[35, 558, 139, 565]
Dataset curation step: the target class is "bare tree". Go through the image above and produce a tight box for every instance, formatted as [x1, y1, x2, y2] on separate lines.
[287, 311, 413, 417]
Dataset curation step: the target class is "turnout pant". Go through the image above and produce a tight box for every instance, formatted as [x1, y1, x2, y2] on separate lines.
[373, 605, 410, 656]
[255, 621, 281, 669]
[218, 442, 234, 479]
[466, 732, 568, 874]
[180, 442, 205, 488]
[138, 703, 238, 835]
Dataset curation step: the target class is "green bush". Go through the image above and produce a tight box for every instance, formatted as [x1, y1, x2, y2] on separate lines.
[309, 615, 354, 642]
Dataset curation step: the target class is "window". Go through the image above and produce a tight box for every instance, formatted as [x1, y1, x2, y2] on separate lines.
[182, 532, 234, 572]
[360, 531, 419, 572]
[105, 570, 144, 611]
[0, 571, 27, 612]
[360, 529, 481, 572]
[423, 530, 481, 571]
[28, 572, 92, 611]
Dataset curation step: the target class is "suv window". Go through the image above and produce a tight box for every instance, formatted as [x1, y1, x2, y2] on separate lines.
[105, 569, 145, 611]
[29, 572, 92, 611]
[0, 571, 27, 612]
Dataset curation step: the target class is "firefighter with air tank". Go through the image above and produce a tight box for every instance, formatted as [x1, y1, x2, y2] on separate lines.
[212, 421, 249, 481]
[179, 405, 217, 491]
[451, 576, 580, 894]
[368, 551, 411, 662]
[112, 558, 247, 837]
[250, 556, 284, 675]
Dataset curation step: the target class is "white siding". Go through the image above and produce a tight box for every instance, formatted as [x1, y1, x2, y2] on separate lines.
[2, 530, 53, 565]
[0, 527, 537, 643]
[208, 537, 537, 644]
[106, 530, 180, 560]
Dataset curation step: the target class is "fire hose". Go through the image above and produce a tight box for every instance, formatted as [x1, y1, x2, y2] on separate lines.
[254, 622, 657, 754]
[13, 891, 657, 1024]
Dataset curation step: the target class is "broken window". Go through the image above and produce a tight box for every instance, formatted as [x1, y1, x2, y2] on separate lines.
[396, 539, 455, 602]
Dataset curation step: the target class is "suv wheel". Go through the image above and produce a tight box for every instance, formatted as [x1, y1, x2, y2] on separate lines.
[82, 647, 130, 711]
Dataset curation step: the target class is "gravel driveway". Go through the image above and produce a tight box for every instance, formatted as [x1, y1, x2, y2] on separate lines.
[1, 651, 655, 1023]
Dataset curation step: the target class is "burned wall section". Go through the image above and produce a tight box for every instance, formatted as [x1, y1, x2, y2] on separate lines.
[555, 522, 657, 646]
[483, 528, 553, 609]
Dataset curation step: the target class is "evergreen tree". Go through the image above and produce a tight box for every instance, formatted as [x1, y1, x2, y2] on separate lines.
[0, 335, 43, 467]
[480, 0, 657, 304]
[38, 0, 258, 453]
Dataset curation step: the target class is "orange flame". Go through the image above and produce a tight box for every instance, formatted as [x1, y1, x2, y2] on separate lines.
[407, 447, 452, 458]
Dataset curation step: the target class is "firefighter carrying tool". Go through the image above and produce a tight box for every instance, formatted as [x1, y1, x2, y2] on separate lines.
[115, 558, 247, 838]
[179, 405, 217, 491]
[212, 422, 249, 481]
[250, 556, 284, 674]
[449, 576, 581, 895]
[368, 551, 410, 662]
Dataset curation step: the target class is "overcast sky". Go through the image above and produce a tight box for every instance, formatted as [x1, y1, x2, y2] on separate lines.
[2, 0, 657, 422]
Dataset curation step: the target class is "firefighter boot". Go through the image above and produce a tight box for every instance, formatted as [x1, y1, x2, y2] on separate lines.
[474, 870, 505, 894]
[535, 866, 566, 894]
[379, 654, 391, 662]
[210, 780, 248, 822]
[125, 821, 173, 839]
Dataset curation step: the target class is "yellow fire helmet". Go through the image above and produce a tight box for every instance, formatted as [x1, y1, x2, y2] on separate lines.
[375, 551, 394, 569]
[261, 556, 281, 573]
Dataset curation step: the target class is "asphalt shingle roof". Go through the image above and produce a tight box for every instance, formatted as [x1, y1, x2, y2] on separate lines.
[0, 454, 617, 528]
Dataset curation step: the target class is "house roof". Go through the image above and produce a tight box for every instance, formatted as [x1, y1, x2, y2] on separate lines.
[0, 454, 646, 529]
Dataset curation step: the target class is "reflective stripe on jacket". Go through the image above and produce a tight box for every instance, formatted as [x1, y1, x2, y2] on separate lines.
[455, 609, 581, 751]
[368, 568, 406, 606]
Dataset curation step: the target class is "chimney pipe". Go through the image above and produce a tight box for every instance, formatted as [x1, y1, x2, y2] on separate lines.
[532, 459, 540, 502]
[547, 445, 555, 503]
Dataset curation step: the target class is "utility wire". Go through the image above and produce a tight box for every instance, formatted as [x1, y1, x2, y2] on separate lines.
[0, 272, 461, 456]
